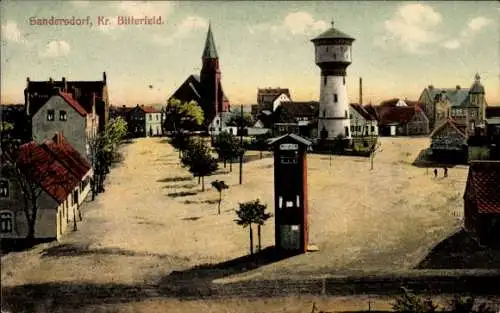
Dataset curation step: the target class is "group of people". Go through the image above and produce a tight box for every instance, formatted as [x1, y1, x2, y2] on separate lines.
[433, 167, 448, 178]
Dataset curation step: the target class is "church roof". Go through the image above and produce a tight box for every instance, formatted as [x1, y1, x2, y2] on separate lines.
[202, 23, 218, 59]
[311, 22, 355, 42]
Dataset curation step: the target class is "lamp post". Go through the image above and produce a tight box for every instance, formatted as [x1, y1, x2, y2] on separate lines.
[239, 104, 243, 184]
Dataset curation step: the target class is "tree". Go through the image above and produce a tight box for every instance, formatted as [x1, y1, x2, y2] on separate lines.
[211, 180, 229, 215]
[1, 139, 74, 240]
[213, 131, 243, 171]
[234, 199, 271, 255]
[181, 139, 218, 191]
[88, 117, 128, 199]
[369, 141, 382, 170]
[163, 98, 204, 134]
[227, 112, 254, 128]
[253, 131, 273, 159]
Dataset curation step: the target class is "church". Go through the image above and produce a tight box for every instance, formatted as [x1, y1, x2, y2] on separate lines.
[168, 23, 231, 133]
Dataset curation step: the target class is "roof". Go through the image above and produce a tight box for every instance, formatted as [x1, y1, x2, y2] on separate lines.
[465, 161, 500, 214]
[486, 106, 500, 119]
[376, 106, 418, 125]
[257, 88, 292, 104]
[41, 133, 91, 180]
[350, 103, 376, 121]
[58, 92, 87, 116]
[280, 101, 319, 117]
[425, 86, 470, 107]
[429, 118, 467, 138]
[363, 104, 379, 121]
[138, 105, 161, 113]
[16, 141, 80, 204]
[311, 23, 355, 42]
[267, 133, 312, 147]
[202, 23, 218, 59]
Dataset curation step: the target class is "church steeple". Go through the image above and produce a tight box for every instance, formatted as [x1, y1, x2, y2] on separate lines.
[202, 22, 218, 59]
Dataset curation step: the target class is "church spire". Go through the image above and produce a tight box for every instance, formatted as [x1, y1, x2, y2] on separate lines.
[202, 22, 218, 59]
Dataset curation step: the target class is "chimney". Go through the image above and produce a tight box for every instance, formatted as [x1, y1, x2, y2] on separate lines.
[122, 105, 126, 108]
[428, 85, 434, 89]
[359, 77, 363, 105]
[456, 85, 461, 90]
[26, 77, 30, 85]
[54, 132, 63, 145]
[62, 77, 67, 92]
[103, 71, 107, 84]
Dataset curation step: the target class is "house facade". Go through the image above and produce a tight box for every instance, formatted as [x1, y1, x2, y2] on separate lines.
[429, 118, 468, 163]
[463, 161, 500, 247]
[31, 91, 98, 161]
[349, 103, 378, 137]
[25, 73, 109, 133]
[376, 102, 429, 136]
[0, 135, 91, 240]
[273, 101, 318, 139]
[127, 105, 165, 137]
[418, 74, 487, 132]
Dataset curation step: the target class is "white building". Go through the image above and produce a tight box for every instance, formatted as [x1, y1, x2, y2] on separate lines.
[311, 21, 355, 140]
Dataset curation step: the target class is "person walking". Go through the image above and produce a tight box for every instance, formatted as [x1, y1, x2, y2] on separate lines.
[434, 169, 438, 178]
[444, 167, 448, 177]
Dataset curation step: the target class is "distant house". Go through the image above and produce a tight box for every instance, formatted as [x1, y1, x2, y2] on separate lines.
[257, 88, 292, 112]
[31, 90, 99, 161]
[376, 100, 429, 136]
[0, 104, 27, 140]
[273, 101, 318, 138]
[418, 74, 488, 132]
[429, 118, 468, 163]
[463, 161, 500, 247]
[349, 103, 378, 137]
[109, 105, 132, 121]
[127, 105, 164, 137]
[25, 73, 109, 133]
[0, 133, 91, 240]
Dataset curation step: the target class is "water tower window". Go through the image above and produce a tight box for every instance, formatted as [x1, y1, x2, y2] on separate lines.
[343, 77, 345, 85]
[334, 94, 338, 103]
[323, 76, 327, 86]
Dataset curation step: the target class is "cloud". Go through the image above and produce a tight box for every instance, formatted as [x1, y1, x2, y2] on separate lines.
[249, 12, 329, 39]
[116, 1, 174, 17]
[377, 3, 442, 54]
[71, 0, 89, 7]
[442, 16, 493, 50]
[1, 21, 27, 44]
[152, 16, 207, 46]
[40, 40, 71, 58]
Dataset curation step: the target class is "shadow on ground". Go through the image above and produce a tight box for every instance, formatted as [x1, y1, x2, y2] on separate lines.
[157, 176, 193, 183]
[39, 243, 189, 261]
[163, 183, 198, 189]
[415, 229, 500, 269]
[1, 238, 53, 255]
[167, 191, 200, 198]
[183, 199, 219, 205]
[412, 149, 461, 169]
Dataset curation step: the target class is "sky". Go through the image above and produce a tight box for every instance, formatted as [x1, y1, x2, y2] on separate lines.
[1, 1, 499, 106]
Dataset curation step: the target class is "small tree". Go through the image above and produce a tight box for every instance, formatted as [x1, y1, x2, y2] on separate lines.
[227, 112, 254, 128]
[213, 131, 233, 168]
[211, 180, 229, 215]
[235, 199, 271, 255]
[369, 141, 382, 170]
[254, 131, 273, 159]
[163, 98, 204, 134]
[181, 139, 218, 191]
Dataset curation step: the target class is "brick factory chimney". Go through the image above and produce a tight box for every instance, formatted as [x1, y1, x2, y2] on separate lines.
[359, 77, 363, 105]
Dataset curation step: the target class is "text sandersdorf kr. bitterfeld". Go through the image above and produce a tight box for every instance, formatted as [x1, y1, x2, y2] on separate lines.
[28, 15, 165, 27]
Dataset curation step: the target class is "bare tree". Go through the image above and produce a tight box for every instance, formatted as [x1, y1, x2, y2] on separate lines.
[211, 180, 229, 215]
[369, 141, 382, 170]
[1, 140, 74, 240]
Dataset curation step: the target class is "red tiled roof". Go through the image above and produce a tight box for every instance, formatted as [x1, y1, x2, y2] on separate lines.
[377, 106, 416, 125]
[59, 92, 87, 116]
[41, 133, 91, 180]
[466, 161, 500, 214]
[140, 105, 161, 113]
[17, 141, 80, 204]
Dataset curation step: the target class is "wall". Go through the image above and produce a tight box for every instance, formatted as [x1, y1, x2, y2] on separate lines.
[32, 95, 86, 157]
[318, 75, 350, 139]
[145, 112, 163, 136]
[349, 107, 378, 137]
[407, 111, 430, 135]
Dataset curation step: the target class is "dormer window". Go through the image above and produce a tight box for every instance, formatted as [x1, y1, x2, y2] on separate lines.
[59, 110, 67, 121]
[47, 110, 55, 121]
[0, 180, 8, 197]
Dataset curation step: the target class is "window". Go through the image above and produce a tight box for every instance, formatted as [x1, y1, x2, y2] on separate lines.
[345, 126, 349, 137]
[148, 115, 152, 121]
[0, 180, 8, 197]
[344, 110, 348, 118]
[333, 54, 337, 59]
[371, 126, 375, 132]
[349, 113, 353, 119]
[334, 94, 338, 103]
[59, 110, 67, 121]
[0, 211, 13, 233]
[343, 77, 346, 85]
[47, 110, 55, 121]
[323, 110, 326, 118]
[156, 114, 159, 121]
[350, 126, 354, 131]
[323, 76, 327, 86]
